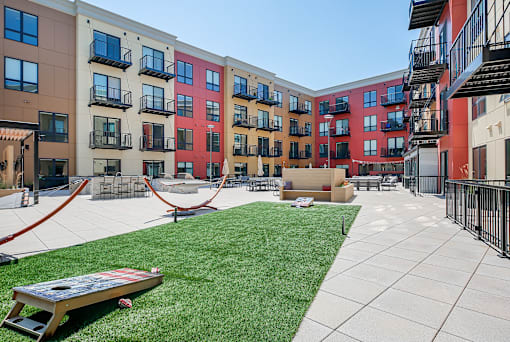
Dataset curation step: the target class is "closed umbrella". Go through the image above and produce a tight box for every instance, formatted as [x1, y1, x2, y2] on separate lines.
[309, 163, 313, 169]
[222, 158, 230, 176]
[257, 155, 264, 177]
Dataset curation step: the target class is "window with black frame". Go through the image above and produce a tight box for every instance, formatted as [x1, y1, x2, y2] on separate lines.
[207, 162, 220, 178]
[305, 122, 312, 136]
[177, 61, 193, 85]
[258, 137, 269, 156]
[93, 73, 121, 102]
[177, 162, 193, 175]
[4, 57, 38, 93]
[234, 75, 248, 94]
[142, 84, 164, 110]
[142, 46, 164, 71]
[177, 94, 193, 117]
[177, 128, 193, 150]
[93, 31, 120, 60]
[472, 145, 487, 179]
[4, 7, 38, 45]
[319, 144, 328, 158]
[206, 70, 220, 91]
[206, 100, 220, 121]
[364, 90, 377, 107]
[93, 159, 121, 176]
[39, 159, 68, 189]
[143, 160, 164, 178]
[274, 115, 283, 131]
[364, 139, 377, 156]
[39, 112, 68, 143]
[364, 115, 377, 132]
[386, 85, 403, 102]
[206, 131, 220, 152]
[319, 100, 329, 115]
[319, 122, 328, 136]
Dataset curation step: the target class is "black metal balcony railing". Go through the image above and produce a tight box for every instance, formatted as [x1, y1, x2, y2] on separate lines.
[330, 127, 350, 137]
[289, 126, 311, 137]
[328, 102, 350, 115]
[139, 95, 175, 116]
[258, 148, 270, 157]
[89, 131, 132, 150]
[409, 115, 447, 137]
[140, 135, 175, 152]
[232, 84, 258, 101]
[330, 150, 351, 159]
[299, 151, 312, 159]
[380, 147, 405, 158]
[257, 91, 280, 106]
[40, 131, 68, 143]
[289, 102, 310, 114]
[232, 114, 257, 128]
[446, 179, 510, 257]
[233, 144, 257, 156]
[409, 86, 436, 109]
[257, 119, 278, 131]
[408, 0, 448, 30]
[381, 92, 406, 106]
[89, 86, 132, 110]
[408, 37, 448, 86]
[381, 120, 406, 132]
[139, 55, 175, 80]
[449, 0, 510, 98]
[270, 147, 282, 157]
[89, 39, 132, 69]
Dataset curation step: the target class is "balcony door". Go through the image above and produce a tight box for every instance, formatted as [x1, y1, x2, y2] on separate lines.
[142, 46, 164, 71]
[94, 116, 120, 146]
[335, 119, 348, 135]
[258, 110, 269, 128]
[234, 76, 247, 94]
[143, 123, 164, 149]
[93, 73, 120, 102]
[258, 83, 269, 100]
[143, 84, 164, 110]
[93, 31, 120, 60]
[336, 142, 348, 158]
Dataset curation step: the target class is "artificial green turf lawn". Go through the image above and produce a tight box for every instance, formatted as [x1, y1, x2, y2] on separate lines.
[0, 202, 360, 342]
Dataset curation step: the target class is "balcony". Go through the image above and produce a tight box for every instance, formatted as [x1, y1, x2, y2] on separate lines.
[381, 147, 405, 158]
[330, 127, 350, 137]
[408, 0, 448, 30]
[449, 0, 510, 98]
[89, 39, 132, 70]
[139, 95, 175, 117]
[409, 113, 448, 141]
[89, 131, 132, 150]
[408, 38, 447, 86]
[139, 136, 175, 152]
[381, 120, 406, 132]
[256, 91, 280, 106]
[232, 85, 258, 101]
[270, 147, 282, 157]
[89, 86, 132, 111]
[289, 151, 311, 159]
[257, 119, 279, 132]
[289, 126, 310, 137]
[409, 86, 435, 109]
[139, 56, 175, 81]
[233, 144, 257, 156]
[232, 114, 257, 128]
[258, 148, 271, 157]
[328, 102, 350, 115]
[330, 150, 351, 160]
[289, 102, 310, 114]
[381, 92, 406, 106]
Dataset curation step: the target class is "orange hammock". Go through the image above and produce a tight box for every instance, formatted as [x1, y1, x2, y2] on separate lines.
[144, 176, 227, 212]
[0, 179, 89, 246]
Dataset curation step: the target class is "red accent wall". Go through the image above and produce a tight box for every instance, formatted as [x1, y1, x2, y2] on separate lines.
[174, 51, 224, 179]
[314, 78, 407, 176]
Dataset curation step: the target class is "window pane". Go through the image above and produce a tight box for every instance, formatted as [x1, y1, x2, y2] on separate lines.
[23, 13, 38, 36]
[5, 58, 21, 80]
[5, 8, 21, 31]
[40, 113, 52, 132]
[23, 61, 37, 83]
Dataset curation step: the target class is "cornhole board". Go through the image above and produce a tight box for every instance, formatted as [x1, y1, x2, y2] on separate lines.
[291, 197, 314, 207]
[0, 268, 163, 342]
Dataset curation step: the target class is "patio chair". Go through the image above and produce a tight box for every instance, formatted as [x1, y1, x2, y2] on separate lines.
[99, 176, 115, 200]
[117, 177, 131, 199]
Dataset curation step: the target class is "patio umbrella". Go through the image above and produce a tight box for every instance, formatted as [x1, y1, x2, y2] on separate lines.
[222, 158, 229, 176]
[257, 155, 264, 177]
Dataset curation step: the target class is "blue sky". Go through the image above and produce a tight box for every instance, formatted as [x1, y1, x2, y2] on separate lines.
[85, 0, 419, 90]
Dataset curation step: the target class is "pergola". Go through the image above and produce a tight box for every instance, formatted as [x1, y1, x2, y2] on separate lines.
[0, 120, 40, 204]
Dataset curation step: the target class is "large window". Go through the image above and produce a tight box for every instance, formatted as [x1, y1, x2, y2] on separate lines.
[234, 75, 248, 94]
[258, 110, 269, 128]
[39, 159, 68, 189]
[143, 160, 164, 178]
[289, 95, 298, 111]
[290, 141, 299, 158]
[386, 85, 403, 101]
[177, 94, 193, 117]
[206, 100, 220, 122]
[177, 128, 193, 150]
[206, 69, 220, 91]
[305, 100, 312, 114]
[305, 122, 312, 136]
[364, 115, 377, 132]
[39, 112, 68, 143]
[274, 115, 283, 131]
[206, 131, 220, 152]
[319, 100, 329, 115]
[235, 162, 247, 176]
[5, 7, 38, 45]
[93, 159, 121, 176]
[207, 162, 220, 178]
[319, 144, 328, 158]
[364, 140, 377, 156]
[142, 46, 164, 71]
[93, 73, 120, 101]
[142, 84, 164, 110]
[387, 137, 405, 154]
[142, 123, 164, 150]
[93, 31, 121, 60]
[234, 104, 247, 120]
[364, 90, 377, 107]
[472, 96, 486, 120]
[177, 60, 193, 85]
[387, 111, 404, 125]
[473, 145, 487, 179]
[4, 57, 38, 93]
[177, 162, 193, 175]
[258, 137, 270, 156]
[257, 83, 269, 100]
[319, 122, 329, 136]
[335, 119, 349, 135]
[274, 91, 282, 108]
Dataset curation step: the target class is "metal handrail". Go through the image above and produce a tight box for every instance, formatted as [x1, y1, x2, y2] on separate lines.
[89, 131, 132, 149]
[140, 95, 175, 112]
[140, 55, 175, 74]
[90, 39, 131, 64]
[90, 86, 132, 106]
[140, 135, 175, 151]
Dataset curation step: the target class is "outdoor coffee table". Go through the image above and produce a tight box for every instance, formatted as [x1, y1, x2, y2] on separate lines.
[1, 268, 163, 342]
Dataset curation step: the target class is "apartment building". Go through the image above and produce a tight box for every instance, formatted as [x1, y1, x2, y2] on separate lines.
[315, 71, 408, 177]
[0, 0, 76, 188]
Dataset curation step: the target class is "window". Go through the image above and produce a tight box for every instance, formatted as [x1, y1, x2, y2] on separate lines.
[364, 90, 377, 107]
[305, 122, 312, 136]
[386, 85, 403, 101]
[290, 142, 299, 158]
[258, 110, 269, 128]
[177, 94, 193, 118]
[235, 162, 248, 176]
[142, 46, 164, 71]
[234, 104, 247, 120]
[206, 100, 220, 122]
[274, 91, 282, 107]
[472, 145, 487, 179]
[335, 119, 349, 135]
[142, 123, 164, 150]
[93, 73, 120, 101]
[206, 69, 220, 91]
[5, 7, 38, 45]
[386, 111, 404, 129]
[93, 159, 120, 176]
[336, 142, 349, 158]
[234, 75, 248, 94]
[305, 144, 312, 157]
[290, 118, 298, 134]
[274, 115, 283, 131]
[319, 100, 329, 115]
[39, 112, 68, 143]
[289, 95, 298, 111]
[177, 162, 193, 175]
[472, 96, 486, 120]
[258, 137, 270, 156]
[364, 115, 377, 132]
[336, 96, 349, 105]
[364, 140, 377, 156]
[387, 137, 405, 154]
[319, 144, 328, 158]
[263, 164, 269, 177]
[207, 162, 220, 178]
[142, 84, 164, 110]
[39, 159, 68, 189]
[274, 165, 282, 177]
[320, 122, 329, 136]
[274, 140, 282, 156]
[143, 161, 164, 178]
[177, 128, 193, 150]
[177, 61, 193, 85]
[4, 57, 38, 92]
[305, 100, 312, 114]
[206, 131, 220, 152]
[257, 83, 269, 100]
[234, 134, 247, 146]
[94, 116, 120, 134]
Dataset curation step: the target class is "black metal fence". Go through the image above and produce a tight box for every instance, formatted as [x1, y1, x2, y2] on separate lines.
[404, 176, 446, 195]
[446, 179, 510, 257]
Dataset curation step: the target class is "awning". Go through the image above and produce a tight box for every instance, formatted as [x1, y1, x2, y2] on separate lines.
[0, 120, 38, 141]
